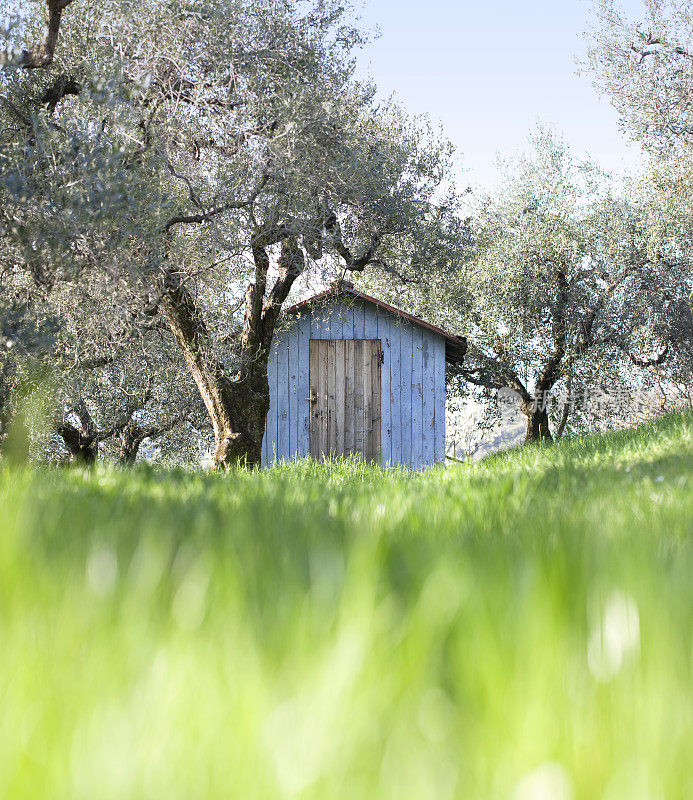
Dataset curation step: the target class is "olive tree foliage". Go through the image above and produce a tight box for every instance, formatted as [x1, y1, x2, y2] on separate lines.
[586, 0, 693, 160]
[413, 129, 686, 443]
[44, 281, 209, 465]
[1, 0, 457, 468]
[1, 4, 191, 462]
[0, 139, 205, 466]
[586, 0, 693, 398]
[0, 258, 208, 464]
[0, 299, 59, 447]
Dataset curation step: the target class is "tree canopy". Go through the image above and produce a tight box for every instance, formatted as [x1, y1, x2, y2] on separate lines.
[387, 128, 689, 442]
[1, 0, 459, 466]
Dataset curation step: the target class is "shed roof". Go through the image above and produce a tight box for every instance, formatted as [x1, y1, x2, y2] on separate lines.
[286, 282, 467, 367]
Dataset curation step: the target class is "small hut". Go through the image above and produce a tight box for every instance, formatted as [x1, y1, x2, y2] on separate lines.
[262, 283, 466, 468]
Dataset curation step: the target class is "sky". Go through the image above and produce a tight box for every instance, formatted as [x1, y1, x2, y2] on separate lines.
[354, 0, 647, 189]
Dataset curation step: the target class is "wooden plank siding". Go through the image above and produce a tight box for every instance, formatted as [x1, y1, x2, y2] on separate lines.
[371, 339, 381, 461]
[422, 329, 436, 466]
[325, 341, 334, 451]
[297, 312, 311, 457]
[288, 328, 299, 458]
[433, 332, 445, 463]
[353, 339, 364, 456]
[344, 340, 355, 456]
[308, 341, 320, 457]
[309, 339, 379, 462]
[399, 320, 413, 468]
[389, 317, 402, 465]
[352, 299, 365, 339]
[276, 336, 289, 461]
[411, 325, 423, 469]
[362, 340, 373, 459]
[362, 304, 377, 463]
[376, 307, 391, 464]
[262, 296, 447, 468]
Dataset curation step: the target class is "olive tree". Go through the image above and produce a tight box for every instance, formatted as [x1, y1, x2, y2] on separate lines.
[419, 129, 684, 442]
[586, 0, 693, 400]
[49, 317, 208, 466]
[2, 0, 457, 468]
[586, 0, 693, 160]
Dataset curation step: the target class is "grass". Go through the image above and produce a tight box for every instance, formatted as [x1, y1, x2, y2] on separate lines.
[1, 410, 692, 799]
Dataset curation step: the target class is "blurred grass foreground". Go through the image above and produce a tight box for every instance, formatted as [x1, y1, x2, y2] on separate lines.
[1, 411, 692, 799]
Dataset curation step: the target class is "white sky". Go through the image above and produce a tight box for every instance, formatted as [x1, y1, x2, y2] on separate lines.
[354, 0, 647, 189]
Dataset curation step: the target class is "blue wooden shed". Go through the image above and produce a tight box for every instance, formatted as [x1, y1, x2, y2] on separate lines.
[261, 283, 466, 468]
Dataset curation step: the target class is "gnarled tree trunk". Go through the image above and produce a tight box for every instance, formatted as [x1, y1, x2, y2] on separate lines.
[161, 233, 303, 469]
[119, 423, 144, 467]
[57, 422, 98, 463]
[521, 402, 553, 443]
[118, 413, 188, 466]
[57, 399, 99, 464]
[161, 276, 272, 468]
[211, 371, 270, 467]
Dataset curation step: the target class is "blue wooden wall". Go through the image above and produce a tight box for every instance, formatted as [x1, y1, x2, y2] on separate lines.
[261, 296, 446, 469]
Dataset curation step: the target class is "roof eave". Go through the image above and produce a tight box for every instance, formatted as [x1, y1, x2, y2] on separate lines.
[286, 284, 466, 366]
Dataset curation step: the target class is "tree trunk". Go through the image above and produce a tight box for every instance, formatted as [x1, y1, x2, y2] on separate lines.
[160, 235, 301, 470]
[554, 398, 571, 441]
[118, 412, 190, 466]
[212, 371, 270, 468]
[57, 422, 98, 464]
[521, 404, 553, 443]
[57, 399, 100, 464]
[119, 424, 143, 467]
[161, 274, 271, 469]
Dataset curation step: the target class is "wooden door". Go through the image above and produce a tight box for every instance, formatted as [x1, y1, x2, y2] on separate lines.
[309, 340, 381, 462]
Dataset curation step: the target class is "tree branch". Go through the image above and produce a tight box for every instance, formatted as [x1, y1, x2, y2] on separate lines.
[623, 343, 669, 368]
[260, 236, 304, 340]
[40, 73, 81, 113]
[631, 33, 693, 64]
[163, 174, 268, 232]
[0, 95, 65, 134]
[324, 210, 382, 272]
[17, 0, 77, 69]
[535, 268, 568, 394]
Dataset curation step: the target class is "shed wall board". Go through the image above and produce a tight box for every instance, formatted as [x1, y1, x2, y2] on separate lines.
[411, 325, 423, 470]
[297, 313, 311, 457]
[377, 308, 391, 464]
[277, 335, 289, 460]
[353, 301, 365, 339]
[261, 296, 446, 468]
[389, 318, 402, 465]
[422, 329, 434, 466]
[288, 329, 299, 458]
[434, 333, 445, 462]
[400, 320, 413, 468]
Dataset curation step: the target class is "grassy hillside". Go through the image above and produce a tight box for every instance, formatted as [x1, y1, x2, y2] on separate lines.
[1, 411, 692, 799]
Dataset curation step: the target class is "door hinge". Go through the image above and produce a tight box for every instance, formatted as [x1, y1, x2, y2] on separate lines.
[378, 350, 385, 364]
